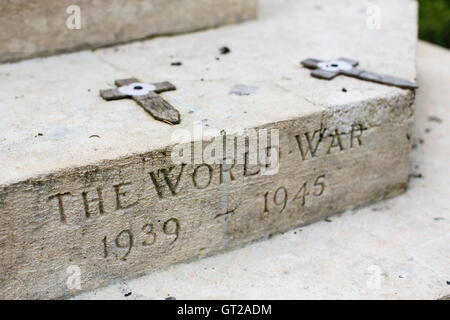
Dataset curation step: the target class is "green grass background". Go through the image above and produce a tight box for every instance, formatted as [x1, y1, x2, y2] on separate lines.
[419, 0, 450, 48]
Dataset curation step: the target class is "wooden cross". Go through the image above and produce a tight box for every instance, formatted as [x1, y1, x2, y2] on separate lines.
[100, 78, 181, 124]
[301, 57, 418, 89]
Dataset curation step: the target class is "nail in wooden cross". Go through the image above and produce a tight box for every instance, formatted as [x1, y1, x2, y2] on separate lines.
[301, 57, 418, 89]
[100, 78, 180, 124]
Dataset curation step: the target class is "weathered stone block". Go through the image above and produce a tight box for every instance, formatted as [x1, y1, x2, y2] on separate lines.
[0, 0, 417, 299]
[0, 0, 258, 63]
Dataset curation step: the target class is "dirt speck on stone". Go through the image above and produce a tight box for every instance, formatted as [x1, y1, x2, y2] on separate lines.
[409, 173, 423, 179]
[171, 62, 182, 66]
[428, 116, 442, 123]
[219, 46, 231, 54]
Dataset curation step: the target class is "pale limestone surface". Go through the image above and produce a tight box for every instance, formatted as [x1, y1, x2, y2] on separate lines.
[76, 41, 450, 300]
[0, 0, 258, 63]
[0, 0, 418, 299]
[0, 0, 417, 186]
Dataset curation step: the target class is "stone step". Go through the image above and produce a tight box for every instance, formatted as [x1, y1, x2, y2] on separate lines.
[0, 0, 418, 299]
[75, 41, 450, 300]
[0, 0, 258, 63]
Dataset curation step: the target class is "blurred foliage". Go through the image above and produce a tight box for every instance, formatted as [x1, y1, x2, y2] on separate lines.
[419, 0, 450, 48]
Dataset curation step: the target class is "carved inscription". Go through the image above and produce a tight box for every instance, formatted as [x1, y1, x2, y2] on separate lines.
[48, 181, 138, 224]
[263, 175, 326, 216]
[46, 124, 364, 232]
[102, 218, 180, 261]
[82, 187, 104, 218]
[149, 164, 186, 198]
[295, 124, 365, 161]
[48, 192, 72, 223]
[47, 153, 277, 224]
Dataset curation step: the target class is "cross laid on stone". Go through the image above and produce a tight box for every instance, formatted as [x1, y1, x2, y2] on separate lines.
[100, 78, 181, 124]
[301, 57, 418, 89]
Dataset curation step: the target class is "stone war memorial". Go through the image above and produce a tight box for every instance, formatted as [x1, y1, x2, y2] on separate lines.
[0, 0, 449, 300]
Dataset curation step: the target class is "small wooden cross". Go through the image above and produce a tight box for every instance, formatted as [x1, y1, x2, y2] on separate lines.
[100, 78, 181, 124]
[301, 57, 418, 89]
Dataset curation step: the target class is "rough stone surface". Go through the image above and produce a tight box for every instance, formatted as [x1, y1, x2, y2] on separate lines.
[0, 0, 417, 299]
[75, 41, 450, 300]
[0, 0, 258, 63]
